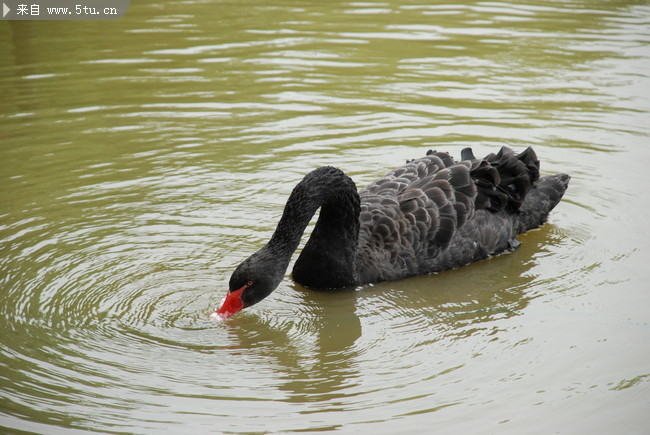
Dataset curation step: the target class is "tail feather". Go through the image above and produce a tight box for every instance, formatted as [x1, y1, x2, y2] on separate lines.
[517, 173, 571, 232]
[461, 146, 569, 233]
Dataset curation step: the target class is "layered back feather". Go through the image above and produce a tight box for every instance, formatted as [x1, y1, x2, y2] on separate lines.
[352, 146, 557, 284]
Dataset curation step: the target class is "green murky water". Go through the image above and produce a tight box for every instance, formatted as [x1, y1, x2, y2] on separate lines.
[1, 1, 649, 432]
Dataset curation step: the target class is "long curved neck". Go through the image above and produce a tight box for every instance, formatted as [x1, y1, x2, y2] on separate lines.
[266, 166, 360, 287]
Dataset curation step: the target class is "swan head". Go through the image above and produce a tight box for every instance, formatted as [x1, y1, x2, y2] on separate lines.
[210, 248, 285, 320]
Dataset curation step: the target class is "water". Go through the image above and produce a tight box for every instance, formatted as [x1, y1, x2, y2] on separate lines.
[1, 0, 649, 432]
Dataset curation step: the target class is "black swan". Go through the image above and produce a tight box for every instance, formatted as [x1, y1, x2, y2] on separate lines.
[210, 146, 570, 320]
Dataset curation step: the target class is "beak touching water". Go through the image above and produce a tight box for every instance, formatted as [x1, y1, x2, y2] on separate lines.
[209, 285, 245, 321]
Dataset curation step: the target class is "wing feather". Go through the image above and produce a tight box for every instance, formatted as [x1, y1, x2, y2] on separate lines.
[355, 147, 539, 282]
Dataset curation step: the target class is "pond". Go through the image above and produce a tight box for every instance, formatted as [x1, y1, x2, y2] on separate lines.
[1, 0, 649, 432]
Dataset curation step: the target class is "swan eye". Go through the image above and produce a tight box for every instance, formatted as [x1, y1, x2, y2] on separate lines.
[246, 280, 253, 287]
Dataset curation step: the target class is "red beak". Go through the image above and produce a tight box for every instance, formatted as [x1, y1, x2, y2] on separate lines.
[209, 285, 245, 320]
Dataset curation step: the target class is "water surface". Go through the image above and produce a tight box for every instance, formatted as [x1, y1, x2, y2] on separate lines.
[1, 0, 649, 433]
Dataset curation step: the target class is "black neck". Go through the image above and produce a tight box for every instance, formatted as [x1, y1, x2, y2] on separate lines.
[266, 166, 360, 287]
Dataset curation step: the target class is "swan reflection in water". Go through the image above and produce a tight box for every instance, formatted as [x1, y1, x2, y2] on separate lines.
[217, 222, 562, 405]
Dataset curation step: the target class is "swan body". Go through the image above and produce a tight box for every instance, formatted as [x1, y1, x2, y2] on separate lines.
[212, 147, 570, 320]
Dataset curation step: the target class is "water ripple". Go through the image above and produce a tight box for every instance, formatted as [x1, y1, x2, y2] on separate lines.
[2, 0, 650, 433]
